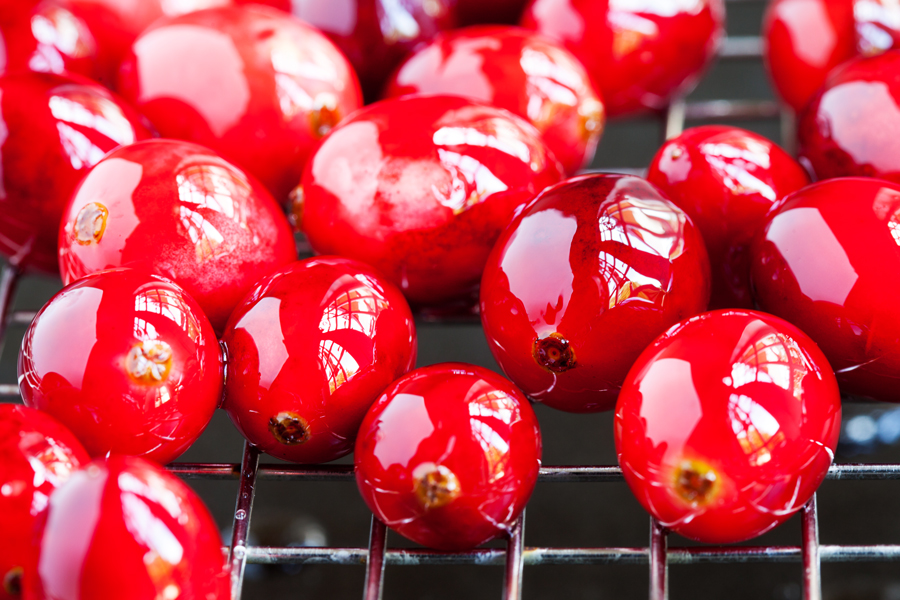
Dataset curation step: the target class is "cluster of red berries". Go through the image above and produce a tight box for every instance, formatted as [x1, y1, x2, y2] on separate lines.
[1, 0, 898, 597]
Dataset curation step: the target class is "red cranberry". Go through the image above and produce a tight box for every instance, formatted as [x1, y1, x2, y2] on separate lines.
[25, 455, 229, 600]
[0, 71, 151, 274]
[763, 0, 900, 113]
[117, 5, 362, 205]
[57, 138, 297, 332]
[647, 125, 810, 309]
[240, 0, 456, 102]
[0, 404, 89, 600]
[480, 174, 711, 413]
[383, 25, 605, 175]
[222, 256, 417, 464]
[798, 50, 900, 183]
[750, 177, 900, 402]
[615, 309, 841, 544]
[354, 362, 542, 551]
[299, 95, 564, 309]
[520, 0, 725, 117]
[19, 268, 224, 464]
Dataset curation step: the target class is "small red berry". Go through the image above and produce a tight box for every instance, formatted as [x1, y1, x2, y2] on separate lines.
[355, 362, 542, 551]
[615, 309, 841, 544]
[222, 256, 417, 464]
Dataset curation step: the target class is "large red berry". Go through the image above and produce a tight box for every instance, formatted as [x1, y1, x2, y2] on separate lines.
[19, 268, 223, 464]
[117, 5, 362, 205]
[750, 177, 900, 402]
[355, 362, 542, 551]
[0, 71, 151, 274]
[57, 138, 297, 332]
[520, 0, 725, 117]
[798, 50, 900, 183]
[24, 455, 229, 600]
[615, 309, 841, 544]
[383, 25, 605, 175]
[480, 173, 711, 413]
[299, 94, 564, 308]
[0, 404, 89, 600]
[647, 125, 810, 309]
[222, 256, 417, 464]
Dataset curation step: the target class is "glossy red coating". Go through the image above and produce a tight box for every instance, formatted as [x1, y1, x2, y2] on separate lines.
[750, 177, 900, 402]
[647, 125, 810, 309]
[354, 362, 542, 551]
[117, 5, 363, 205]
[480, 173, 711, 413]
[763, 0, 900, 113]
[222, 256, 417, 464]
[300, 94, 564, 309]
[57, 138, 297, 332]
[240, 0, 456, 102]
[0, 71, 151, 274]
[797, 50, 900, 183]
[19, 268, 223, 464]
[454, 0, 529, 25]
[0, 404, 89, 600]
[24, 455, 228, 600]
[520, 0, 725, 117]
[383, 25, 605, 175]
[615, 309, 841, 544]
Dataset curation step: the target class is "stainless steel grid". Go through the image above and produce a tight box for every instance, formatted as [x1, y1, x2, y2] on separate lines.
[3, 1, 900, 598]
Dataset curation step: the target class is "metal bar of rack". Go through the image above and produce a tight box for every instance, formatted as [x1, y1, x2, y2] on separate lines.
[3, 1, 898, 598]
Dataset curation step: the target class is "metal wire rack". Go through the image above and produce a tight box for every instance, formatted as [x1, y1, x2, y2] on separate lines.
[3, 1, 900, 598]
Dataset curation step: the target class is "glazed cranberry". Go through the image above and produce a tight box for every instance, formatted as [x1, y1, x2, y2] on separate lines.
[222, 256, 417, 464]
[25, 455, 229, 600]
[763, 0, 900, 113]
[480, 174, 711, 413]
[615, 309, 841, 544]
[647, 126, 810, 309]
[354, 362, 542, 551]
[299, 95, 564, 309]
[0, 71, 151, 274]
[383, 25, 605, 175]
[117, 5, 363, 205]
[454, 0, 529, 26]
[57, 138, 297, 332]
[19, 268, 223, 464]
[0, 404, 89, 600]
[240, 0, 456, 102]
[520, 0, 725, 118]
[750, 177, 900, 402]
[797, 50, 900, 183]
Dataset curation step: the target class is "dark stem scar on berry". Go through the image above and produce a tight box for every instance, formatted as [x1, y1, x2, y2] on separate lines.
[413, 463, 460, 510]
[73, 202, 109, 245]
[269, 412, 310, 445]
[674, 459, 718, 506]
[126, 340, 173, 384]
[3, 566, 22, 596]
[310, 93, 340, 138]
[288, 184, 304, 230]
[533, 333, 576, 373]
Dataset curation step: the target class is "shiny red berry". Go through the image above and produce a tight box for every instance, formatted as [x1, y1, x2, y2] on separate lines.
[117, 5, 363, 205]
[520, 0, 725, 117]
[0, 404, 89, 600]
[25, 455, 229, 600]
[647, 125, 810, 309]
[354, 362, 542, 551]
[615, 309, 841, 544]
[57, 138, 297, 332]
[750, 177, 900, 402]
[383, 25, 605, 175]
[222, 256, 417, 464]
[299, 94, 564, 309]
[0, 71, 151, 274]
[798, 50, 900, 183]
[481, 173, 711, 413]
[19, 268, 223, 464]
